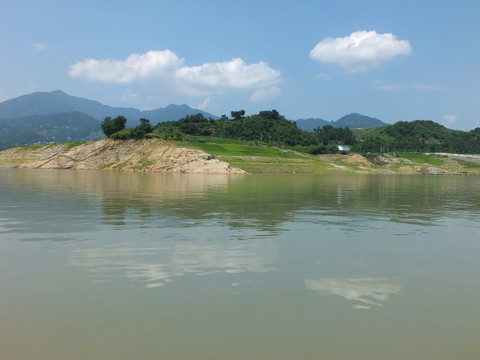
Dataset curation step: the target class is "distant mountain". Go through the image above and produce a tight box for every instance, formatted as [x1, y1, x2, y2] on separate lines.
[140, 104, 219, 124]
[295, 113, 389, 131]
[0, 90, 135, 121]
[0, 111, 103, 150]
[334, 113, 388, 128]
[295, 118, 330, 131]
[0, 90, 218, 126]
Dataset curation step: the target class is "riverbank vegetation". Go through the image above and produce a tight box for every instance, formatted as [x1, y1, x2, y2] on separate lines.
[152, 110, 357, 155]
[101, 109, 480, 156]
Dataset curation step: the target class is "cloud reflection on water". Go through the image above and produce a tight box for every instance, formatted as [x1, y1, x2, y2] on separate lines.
[70, 239, 277, 288]
[304, 277, 401, 309]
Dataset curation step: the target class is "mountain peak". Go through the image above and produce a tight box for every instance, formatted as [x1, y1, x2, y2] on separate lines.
[335, 113, 388, 128]
[295, 113, 389, 131]
[49, 90, 68, 95]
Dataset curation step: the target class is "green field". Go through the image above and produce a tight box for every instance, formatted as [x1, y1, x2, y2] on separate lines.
[397, 152, 445, 166]
[221, 156, 342, 173]
[176, 136, 297, 157]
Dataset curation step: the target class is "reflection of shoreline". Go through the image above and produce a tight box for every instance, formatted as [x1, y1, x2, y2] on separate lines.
[70, 238, 278, 288]
[0, 169, 241, 200]
[2, 169, 479, 231]
[304, 277, 401, 310]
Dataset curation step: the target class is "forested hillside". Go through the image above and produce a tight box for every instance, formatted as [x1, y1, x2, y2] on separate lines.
[355, 120, 480, 153]
[154, 110, 357, 154]
[0, 112, 103, 150]
[153, 112, 480, 154]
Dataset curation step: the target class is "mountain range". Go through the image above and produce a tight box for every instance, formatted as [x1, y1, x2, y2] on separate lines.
[0, 90, 219, 149]
[0, 90, 390, 150]
[0, 90, 218, 125]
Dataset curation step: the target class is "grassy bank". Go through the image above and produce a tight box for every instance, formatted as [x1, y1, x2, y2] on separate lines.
[173, 137, 480, 174]
[174, 136, 343, 173]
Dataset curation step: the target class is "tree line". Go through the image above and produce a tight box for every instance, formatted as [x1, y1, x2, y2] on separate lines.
[153, 110, 356, 154]
[100, 111, 480, 154]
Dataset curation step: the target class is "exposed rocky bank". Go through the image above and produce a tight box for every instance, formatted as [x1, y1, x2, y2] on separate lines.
[315, 153, 480, 175]
[0, 139, 245, 174]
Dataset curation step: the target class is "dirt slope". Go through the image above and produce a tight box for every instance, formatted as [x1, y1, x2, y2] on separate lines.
[0, 139, 245, 174]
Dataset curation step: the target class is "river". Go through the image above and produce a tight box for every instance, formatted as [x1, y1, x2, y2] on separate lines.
[1, 169, 479, 359]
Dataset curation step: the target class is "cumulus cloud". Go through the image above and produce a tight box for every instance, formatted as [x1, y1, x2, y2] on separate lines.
[310, 30, 412, 72]
[249, 86, 282, 102]
[174, 58, 281, 91]
[69, 51, 281, 102]
[68, 50, 184, 83]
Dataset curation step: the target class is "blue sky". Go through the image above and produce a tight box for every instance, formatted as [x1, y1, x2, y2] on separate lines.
[1, 0, 479, 130]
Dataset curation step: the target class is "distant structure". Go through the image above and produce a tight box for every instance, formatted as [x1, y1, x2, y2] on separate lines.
[337, 145, 351, 152]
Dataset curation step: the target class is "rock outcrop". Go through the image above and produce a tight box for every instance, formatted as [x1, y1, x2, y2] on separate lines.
[0, 139, 245, 174]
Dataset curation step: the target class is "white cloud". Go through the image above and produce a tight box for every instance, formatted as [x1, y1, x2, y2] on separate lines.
[68, 50, 184, 83]
[32, 43, 46, 51]
[249, 86, 282, 102]
[442, 114, 458, 125]
[175, 58, 281, 91]
[69, 51, 281, 101]
[310, 30, 412, 72]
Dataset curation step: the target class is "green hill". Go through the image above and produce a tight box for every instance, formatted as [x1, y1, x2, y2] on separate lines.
[0, 111, 103, 150]
[355, 120, 480, 153]
[295, 118, 330, 131]
[295, 113, 389, 131]
[335, 113, 388, 128]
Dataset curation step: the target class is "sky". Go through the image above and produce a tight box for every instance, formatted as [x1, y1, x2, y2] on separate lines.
[1, 0, 479, 130]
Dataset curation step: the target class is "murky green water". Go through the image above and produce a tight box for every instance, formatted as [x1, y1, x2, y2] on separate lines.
[1, 169, 479, 359]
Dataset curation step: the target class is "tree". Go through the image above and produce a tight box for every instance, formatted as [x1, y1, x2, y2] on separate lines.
[231, 110, 245, 120]
[101, 116, 127, 137]
[259, 110, 280, 121]
[138, 118, 153, 134]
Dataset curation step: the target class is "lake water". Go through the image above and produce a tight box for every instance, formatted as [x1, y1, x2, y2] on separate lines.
[1, 169, 479, 360]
